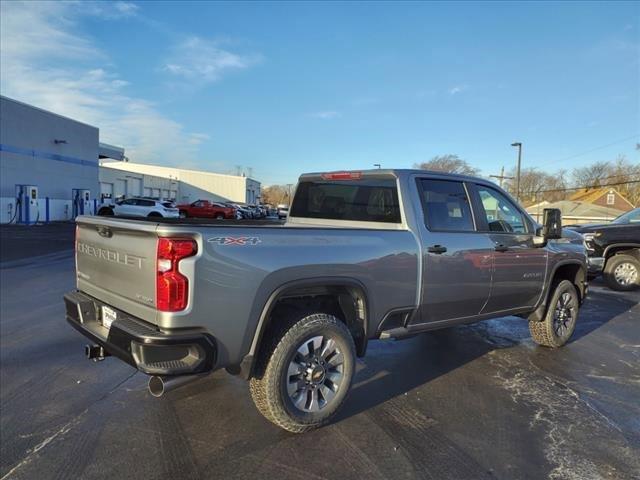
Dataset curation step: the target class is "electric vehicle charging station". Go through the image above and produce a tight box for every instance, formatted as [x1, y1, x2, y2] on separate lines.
[13, 185, 39, 224]
[72, 189, 92, 217]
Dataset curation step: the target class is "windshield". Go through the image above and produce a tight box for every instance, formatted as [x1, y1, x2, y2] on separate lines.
[612, 208, 640, 224]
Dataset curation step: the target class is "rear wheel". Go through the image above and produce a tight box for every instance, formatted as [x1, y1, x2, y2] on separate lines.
[216, 214, 224, 220]
[249, 312, 355, 433]
[147, 212, 163, 218]
[98, 207, 114, 216]
[603, 254, 639, 291]
[179, 210, 188, 218]
[529, 279, 579, 347]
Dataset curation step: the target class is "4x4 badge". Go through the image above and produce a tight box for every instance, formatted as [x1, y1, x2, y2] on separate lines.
[208, 236, 261, 246]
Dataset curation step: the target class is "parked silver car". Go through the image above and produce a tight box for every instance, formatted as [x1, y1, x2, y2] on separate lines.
[97, 197, 179, 218]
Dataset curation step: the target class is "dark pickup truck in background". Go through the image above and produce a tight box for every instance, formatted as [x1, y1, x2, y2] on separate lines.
[66, 169, 587, 433]
[568, 208, 640, 291]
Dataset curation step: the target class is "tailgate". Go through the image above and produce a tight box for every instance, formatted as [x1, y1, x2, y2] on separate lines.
[76, 216, 158, 324]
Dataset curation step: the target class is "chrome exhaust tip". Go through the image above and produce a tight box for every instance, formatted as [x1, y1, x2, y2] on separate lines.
[148, 374, 205, 397]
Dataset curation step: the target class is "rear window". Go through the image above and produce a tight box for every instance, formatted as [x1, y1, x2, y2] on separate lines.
[290, 179, 401, 223]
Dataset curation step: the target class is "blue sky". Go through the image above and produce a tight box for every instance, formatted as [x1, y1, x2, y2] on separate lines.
[1, 1, 638, 185]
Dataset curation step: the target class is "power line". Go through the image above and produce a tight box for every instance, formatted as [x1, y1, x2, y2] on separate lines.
[532, 179, 640, 194]
[535, 134, 640, 168]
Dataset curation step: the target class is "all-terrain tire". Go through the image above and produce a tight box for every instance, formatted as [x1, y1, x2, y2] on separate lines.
[529, 279, 579, 348]
[603, 254, 640, 292]
[249, 312, 355, 433]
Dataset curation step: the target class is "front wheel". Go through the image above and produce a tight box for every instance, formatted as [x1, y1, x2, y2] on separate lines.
[529, 279, 579, 347]
[603, 254, 639, 291]
[249, 312, 355, 433]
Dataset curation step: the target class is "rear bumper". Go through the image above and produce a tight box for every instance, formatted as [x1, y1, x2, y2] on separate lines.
[64, 290, 216, 376]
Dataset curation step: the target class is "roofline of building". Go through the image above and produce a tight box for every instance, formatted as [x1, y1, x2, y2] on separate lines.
[98, 142, 126, 161]
[0, 95, 99, 131]
[105, 161, 260, 183]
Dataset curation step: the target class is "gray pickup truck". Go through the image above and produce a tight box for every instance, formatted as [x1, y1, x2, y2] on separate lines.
[65, 169, 587, 432]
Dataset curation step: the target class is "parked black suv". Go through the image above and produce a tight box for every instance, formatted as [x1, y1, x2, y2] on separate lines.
[568, 208, 640, 291]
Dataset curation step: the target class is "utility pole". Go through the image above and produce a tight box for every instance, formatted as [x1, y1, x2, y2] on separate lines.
[511, 142, 523, 202]
[490, 166, 514, 188]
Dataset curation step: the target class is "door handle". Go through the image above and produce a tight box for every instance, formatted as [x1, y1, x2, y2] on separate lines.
[428, 244, 447, 254]
[494, 244, 509, 252]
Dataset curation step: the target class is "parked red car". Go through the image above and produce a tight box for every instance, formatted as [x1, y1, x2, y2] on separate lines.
[177, 200, 236, 219]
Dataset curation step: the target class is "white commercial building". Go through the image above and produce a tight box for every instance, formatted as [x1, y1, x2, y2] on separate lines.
[99, 164, 178, 203]
[0, 96, 103, 223]
[1, 95, 261, 224]
[100, 161, 261, 204]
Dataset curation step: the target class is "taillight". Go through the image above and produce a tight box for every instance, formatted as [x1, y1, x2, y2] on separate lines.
[320, 171, 363, 180]
[156, 238, 197, 312]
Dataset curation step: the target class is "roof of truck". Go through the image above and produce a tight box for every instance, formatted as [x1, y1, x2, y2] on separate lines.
[299, 168, 490, 184]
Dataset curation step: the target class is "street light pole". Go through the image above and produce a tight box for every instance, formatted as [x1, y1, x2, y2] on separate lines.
[511, 142, 522, 203]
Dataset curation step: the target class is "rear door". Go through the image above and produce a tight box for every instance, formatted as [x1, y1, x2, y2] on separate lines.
[75, 217, 159, 323]
[469, 183, 547, 312]
[412, 177, 495, 324]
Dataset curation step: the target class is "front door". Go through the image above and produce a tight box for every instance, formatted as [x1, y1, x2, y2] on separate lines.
[470, 183, 547, 313]
[413, 177, 494, 324]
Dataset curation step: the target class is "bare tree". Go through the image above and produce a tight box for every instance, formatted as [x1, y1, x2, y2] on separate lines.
[261, 185, 291, 206]
[414, 154, 479, 175]
[504, 168, 568, 206]
[571, 161, 611, 188]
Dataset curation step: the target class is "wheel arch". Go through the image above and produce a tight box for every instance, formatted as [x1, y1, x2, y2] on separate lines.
[240, 277, 370, 379]
[529, 260, 586, 322]
[97, 206, 114, 216]
[603, 244, 640, 261]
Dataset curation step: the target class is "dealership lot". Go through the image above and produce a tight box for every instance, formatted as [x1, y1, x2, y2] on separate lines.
[1, 224, 638, 480]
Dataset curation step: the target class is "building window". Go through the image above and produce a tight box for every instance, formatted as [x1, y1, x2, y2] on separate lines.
[606, 193, 615, 205]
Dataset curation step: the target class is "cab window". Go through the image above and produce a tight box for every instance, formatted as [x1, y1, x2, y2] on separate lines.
[475, 185, 528, 233]
[417, 179, 475, 232]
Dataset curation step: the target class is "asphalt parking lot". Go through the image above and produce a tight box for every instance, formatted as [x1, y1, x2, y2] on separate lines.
[1, 223, 638, 479]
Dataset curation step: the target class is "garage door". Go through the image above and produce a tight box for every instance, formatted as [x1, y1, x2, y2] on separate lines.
[128, 178, 142, 197]
[100, 182, 114, 201]
[115, 179, 127, 198]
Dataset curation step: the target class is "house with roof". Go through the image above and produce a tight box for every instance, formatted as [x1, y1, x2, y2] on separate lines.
[525, 200, 626, 225]
[569, 187, 634, 212]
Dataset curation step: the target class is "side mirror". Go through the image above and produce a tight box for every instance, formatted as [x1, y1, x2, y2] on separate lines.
[542, 208, 562, 239]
